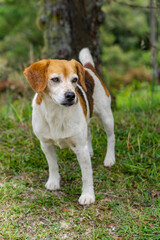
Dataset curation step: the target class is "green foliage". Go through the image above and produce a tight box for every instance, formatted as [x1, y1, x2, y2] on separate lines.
[101, 0, 159, 79]
[117, 83, 160, 110]
[0, 0, 43, 69]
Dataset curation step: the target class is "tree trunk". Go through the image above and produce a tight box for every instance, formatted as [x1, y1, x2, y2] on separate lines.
[39, 0, 104, 73]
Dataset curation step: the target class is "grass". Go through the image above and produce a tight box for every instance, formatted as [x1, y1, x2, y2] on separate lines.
[116, 82, 160, 111]
[0, 88, 160, 240]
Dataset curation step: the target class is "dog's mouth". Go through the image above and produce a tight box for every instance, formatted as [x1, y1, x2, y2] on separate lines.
[51, 97, 75, 107]
[61, 101, 75, 106]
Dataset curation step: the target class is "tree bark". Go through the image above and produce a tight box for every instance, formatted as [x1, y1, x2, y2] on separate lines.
[39, 0, 104, 73]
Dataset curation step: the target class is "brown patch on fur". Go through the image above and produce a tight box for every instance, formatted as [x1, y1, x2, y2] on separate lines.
[24, 60, 50, 93]
[84, 62, 110, 97]
[85, 70, 95, 117]
[76, 88, 87, 119]
[71, 60, 86, 92]
[36, 92, 43, 105]
[76, 70, 94, 118]
[47, 60, 75, 79]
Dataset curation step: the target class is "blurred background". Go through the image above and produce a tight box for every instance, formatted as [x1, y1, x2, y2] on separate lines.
[0, 0, 160, 109]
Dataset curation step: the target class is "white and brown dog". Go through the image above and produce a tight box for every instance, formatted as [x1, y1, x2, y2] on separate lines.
[24, 48, 115, 205]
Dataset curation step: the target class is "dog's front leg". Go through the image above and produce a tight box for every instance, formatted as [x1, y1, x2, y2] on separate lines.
[40, 141, 60, 191]
[73, 144, 95, 205]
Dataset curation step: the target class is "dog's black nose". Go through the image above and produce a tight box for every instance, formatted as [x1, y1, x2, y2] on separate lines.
[65, 92, 75, 102]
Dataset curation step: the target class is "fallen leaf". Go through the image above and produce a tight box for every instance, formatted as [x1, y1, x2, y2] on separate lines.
[62, 208, 71, 212]
[98, 216, 105, 221]
[151, 190, 158, 198]
[107, 223, 115, 228]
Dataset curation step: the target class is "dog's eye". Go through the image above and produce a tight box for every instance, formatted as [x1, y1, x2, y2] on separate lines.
[72, 78, 78, 83]
[51, 77, 60, 82]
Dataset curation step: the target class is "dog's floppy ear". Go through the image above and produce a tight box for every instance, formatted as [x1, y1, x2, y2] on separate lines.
[24, 59, 50, 93]
[71, 60, 86, 92]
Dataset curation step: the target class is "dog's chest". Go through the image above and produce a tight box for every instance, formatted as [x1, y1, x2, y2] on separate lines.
[45, 107, 83, 148]
[48, 119, 74, 147]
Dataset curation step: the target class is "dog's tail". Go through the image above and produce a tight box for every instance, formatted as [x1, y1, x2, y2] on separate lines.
[79, 48, 95, 68]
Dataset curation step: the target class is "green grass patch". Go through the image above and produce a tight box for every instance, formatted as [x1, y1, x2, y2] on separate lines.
[116, 83, 160, 111]
[0, 91, 160, 239]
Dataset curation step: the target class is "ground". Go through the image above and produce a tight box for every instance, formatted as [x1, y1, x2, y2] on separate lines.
[0, 89, 160, 240]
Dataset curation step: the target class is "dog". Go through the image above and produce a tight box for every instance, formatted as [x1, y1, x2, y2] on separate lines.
[24, 48, 115, 205]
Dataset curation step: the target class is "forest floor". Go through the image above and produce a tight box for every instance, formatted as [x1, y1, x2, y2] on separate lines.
[0, 88, 160, 240]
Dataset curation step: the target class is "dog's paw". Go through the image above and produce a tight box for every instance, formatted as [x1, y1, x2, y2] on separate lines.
[45, 178, 60, 191]
[79, 193, 95, 205]
[104, 154, 115, 167]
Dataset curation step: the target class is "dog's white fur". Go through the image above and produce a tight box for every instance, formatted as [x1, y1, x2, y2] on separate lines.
[29, 48, 115, 205]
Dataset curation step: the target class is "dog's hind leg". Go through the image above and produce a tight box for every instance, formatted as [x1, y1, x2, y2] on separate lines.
[96, 105, 115, 167]
[93, 85, 115, 167]
[40, 141, 60, 190]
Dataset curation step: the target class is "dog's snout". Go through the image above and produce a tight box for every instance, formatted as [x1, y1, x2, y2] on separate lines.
[65, 92, 75, 101]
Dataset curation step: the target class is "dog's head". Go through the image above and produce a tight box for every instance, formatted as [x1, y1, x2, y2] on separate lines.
[24, 59, 86, 106]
